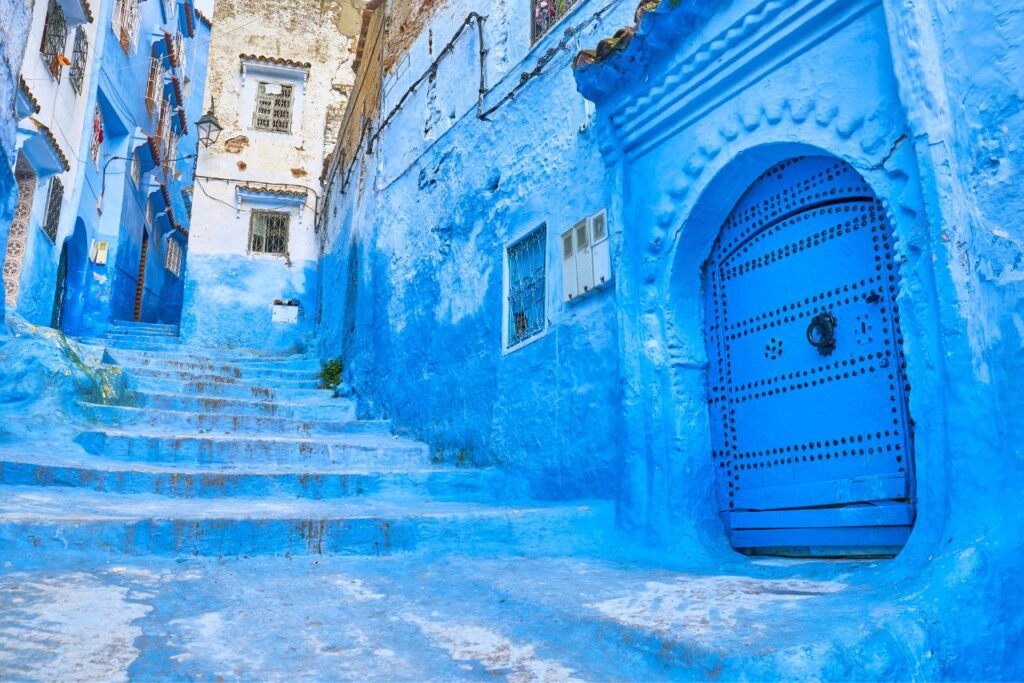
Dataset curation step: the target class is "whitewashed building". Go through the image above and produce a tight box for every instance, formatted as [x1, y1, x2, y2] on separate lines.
[180, 0, 361, 351]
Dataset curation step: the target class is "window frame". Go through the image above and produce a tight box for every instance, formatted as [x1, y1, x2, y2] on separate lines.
[502, 223, 549, 354]
[531, 0, 580, 44]
[40, 0, 68, 80]
[248, 209, 290, 256]
[68, 26, 88, 94]
[111, 0, 141, 55]
[252, 81, 294, 134]
[41, 176, 64, 243]
[165, 235, 183, 276]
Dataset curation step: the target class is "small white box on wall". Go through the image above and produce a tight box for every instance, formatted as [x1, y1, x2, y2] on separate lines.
[271, 300, 300, 324]
[562, 209, 612, 302]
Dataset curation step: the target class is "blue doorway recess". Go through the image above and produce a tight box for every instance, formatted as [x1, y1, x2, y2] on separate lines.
[703, 155, 915, 557]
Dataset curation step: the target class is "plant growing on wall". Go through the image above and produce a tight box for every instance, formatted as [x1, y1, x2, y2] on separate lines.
[317, 357, 343, 389]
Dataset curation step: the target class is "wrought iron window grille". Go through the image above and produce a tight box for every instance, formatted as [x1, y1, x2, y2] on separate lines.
[42, 177, 64, 243]
[69, 27, 88, 94]
[40, 0, 68, 80]
[531, 0, 578, 43]
[112, 0, 141, 54]
[253, 82, 294, 134]
[90, 106, 103, 170]
[165, 237, 182, 276]
[248, 210, 290, 255]
[506, 225, 547, 349]
[145, 52, 164, 116]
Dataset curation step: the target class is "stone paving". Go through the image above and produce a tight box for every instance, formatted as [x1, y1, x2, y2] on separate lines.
[0, 322, 928, 680]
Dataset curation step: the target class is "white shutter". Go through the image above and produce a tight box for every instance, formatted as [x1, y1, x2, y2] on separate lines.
[574, 219, 594, 293]
[561, 229, 577, 301]
[591, 210, 611, 285]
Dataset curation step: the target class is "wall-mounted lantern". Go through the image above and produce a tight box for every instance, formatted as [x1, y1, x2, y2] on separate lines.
[195, 98, 223, 148]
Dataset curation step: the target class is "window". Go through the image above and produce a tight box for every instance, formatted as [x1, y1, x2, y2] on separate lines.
[561, 209, 611, 301]
[248, 210, 289, 254]
[165, 237, 182, 276]
[111, 0, 140, 54]
[129, 150, 141, 186]
[504, 225, 547, 350]
[68, 27, 88, 94]
[144, 199, 153, 227]
[532, 0, 579, 42]
[253, 82, 293, 133]
[40, 0, 68, 79]
[145, 49, 163, 115]
[90, 106, 102, 170]
[42, 177, 64, 243]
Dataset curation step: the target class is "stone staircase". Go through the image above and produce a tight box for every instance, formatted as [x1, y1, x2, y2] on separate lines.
[0, 321, 609, 561]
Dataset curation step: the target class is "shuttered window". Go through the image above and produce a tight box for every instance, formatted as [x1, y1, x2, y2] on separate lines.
[253, 82, 293, 133]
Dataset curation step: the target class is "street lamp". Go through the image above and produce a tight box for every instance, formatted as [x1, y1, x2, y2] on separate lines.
[195, 98, 223, 148]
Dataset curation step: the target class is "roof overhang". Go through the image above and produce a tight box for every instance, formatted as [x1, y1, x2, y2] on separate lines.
[18, 118, 70, 174]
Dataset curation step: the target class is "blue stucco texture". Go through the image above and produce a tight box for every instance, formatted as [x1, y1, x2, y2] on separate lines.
[181, 254, 317, 352]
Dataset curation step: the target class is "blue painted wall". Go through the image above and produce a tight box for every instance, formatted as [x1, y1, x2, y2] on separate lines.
[8, 0, 211, 336]
[318, 0, 1023, 676]
[181, 254, 317, 352]
[0, 0, 33, 326]
[317, 0, 638, 497]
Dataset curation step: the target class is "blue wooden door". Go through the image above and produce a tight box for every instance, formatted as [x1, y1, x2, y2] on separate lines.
[704, 156, 915, 556]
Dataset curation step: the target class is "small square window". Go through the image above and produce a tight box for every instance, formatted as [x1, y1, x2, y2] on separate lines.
[504, 225, 547, 350]
[249, 210, 289, 255]
[253, 81, 293, 133]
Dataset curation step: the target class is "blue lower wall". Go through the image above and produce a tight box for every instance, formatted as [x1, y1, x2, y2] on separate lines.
[181, 254, 316, 352]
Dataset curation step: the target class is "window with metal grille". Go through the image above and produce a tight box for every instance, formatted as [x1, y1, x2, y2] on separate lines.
[248, 210, 289, 255]
[111, 0, 140, 54]
[68, 27, 88, 93]
[145, 49, 163, 115]
[253, 82, 293, 133]
[90, 106, 102, 170]
[40, 0, 68, 79]
[505, 225, 547, 349]
[42, 177, 63, 243]
[532, 0, 579, 42]
[165, 237, 182, 276]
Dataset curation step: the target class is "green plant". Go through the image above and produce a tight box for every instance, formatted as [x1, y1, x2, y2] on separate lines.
[318, 357, 344, 389]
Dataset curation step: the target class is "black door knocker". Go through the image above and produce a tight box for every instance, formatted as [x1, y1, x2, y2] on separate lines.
[806, 311, 837, 356]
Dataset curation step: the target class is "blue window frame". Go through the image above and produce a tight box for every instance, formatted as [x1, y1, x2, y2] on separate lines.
[505, 225, 547, 350]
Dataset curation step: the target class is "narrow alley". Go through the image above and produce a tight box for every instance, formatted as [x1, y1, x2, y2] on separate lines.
[0, 0, 1021, 679]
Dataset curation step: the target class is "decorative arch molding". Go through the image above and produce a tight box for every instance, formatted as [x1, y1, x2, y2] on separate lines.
[579, 0, 955, 553]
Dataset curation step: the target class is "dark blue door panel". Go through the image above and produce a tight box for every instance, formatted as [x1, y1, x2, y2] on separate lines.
[703, 156, 915, 556]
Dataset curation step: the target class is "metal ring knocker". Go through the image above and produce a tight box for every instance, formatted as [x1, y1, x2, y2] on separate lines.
[806, 312, 837, 356]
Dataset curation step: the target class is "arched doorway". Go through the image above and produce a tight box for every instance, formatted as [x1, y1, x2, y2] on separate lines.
[703, 155, 914, 557]
[51, 219, 89, 332]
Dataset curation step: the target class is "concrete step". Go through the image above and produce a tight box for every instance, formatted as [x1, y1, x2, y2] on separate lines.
[110, 320, 179, 333]
[131, 376, 334, 401]
[125, 366, 322, 390]
[0, 451, 513, 500]
[0, 485, 608, 558]
[80, 403, 380, 437]
[105, 327, 181, 339]
[74, 430, 430, 468]
[82, 335, 183, 349]
[87, 345, 322, 370]
[113, 357, 321, 381]
[124, 389, 356, 420]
